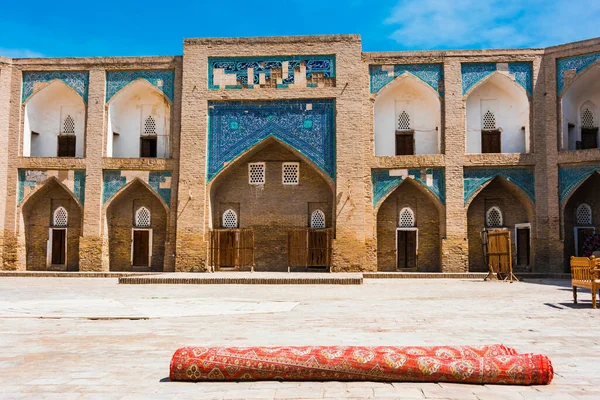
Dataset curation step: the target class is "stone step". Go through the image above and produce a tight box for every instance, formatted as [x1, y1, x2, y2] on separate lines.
[118, 272, 363, 285]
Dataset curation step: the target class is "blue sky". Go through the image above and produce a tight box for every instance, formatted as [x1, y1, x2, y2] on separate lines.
[1, 0, 599, 58]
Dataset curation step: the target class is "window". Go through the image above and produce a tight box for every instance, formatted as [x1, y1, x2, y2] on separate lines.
[397, 110, 411, 131]
[576, 203, 592, 225]
[62, 115, 75, 134]
[143, 116, 157, 136]
[248, 162, 265, 185]
[399, 207, 415, 228]
[582, 108, 595, 129]
[135, 207, 151, 227]
[222, 209, 238, 228]
[310, 209, 326, 229]
[57, 135, 76, 157]
[580, 104, 598, 150]
[282, 162, 299, 185]
[482, 110, 497, 130]
[140, 137, 157, 158]
[53, 207, 68, 227]
[486, 206, 503, 227]
[481, 131, 501, 153]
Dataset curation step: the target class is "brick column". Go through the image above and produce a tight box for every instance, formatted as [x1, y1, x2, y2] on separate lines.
[441, 60, 468, 271]
[79, 68, 107, 271]
[0, 63, 13, 267]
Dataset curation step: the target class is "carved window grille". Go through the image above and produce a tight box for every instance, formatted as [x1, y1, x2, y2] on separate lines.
[135, 207, 151, 227]
[310, 209, 326, 229]
[143, 116, 157, 136]
[399, 207, 415, 228]
[576, 203, 592, 225]
[486, 206, 503, 227]
[482, 110, 496, 130]
[62, 115, 75, 134]
[582, 108, 596, 128]
[53, 207, 68, 227]
[397, 111, 411, 130]
[282, 162, 299, 185]
[248, 162, 265, 185]
[222, 209, 238, 228]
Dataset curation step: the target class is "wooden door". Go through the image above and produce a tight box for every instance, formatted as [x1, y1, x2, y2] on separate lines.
[51, 229, 66, 265]
[397, 230, 417, 269]
[57, 136, 76, 157]
[219, 230, 237, 267]
[581, 128, 598, 149]
[577, 227, 595, 256]
[308, 230, 329, 267]
[395, 133, 414, 155]
[516, 228, 530, 266]
[486, 230, 511, 273]
[133, 230, 150, 266]
[482, 131, 501, 153]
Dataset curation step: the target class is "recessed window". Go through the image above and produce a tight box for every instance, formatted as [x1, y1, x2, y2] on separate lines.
[397, 110, 411, 131]
[486, 206, 503, 227]
[222, 209, 238, 228]
[282, 162, 299, 185]
[62, 115, 75, 134]
[576, 203, 592, 225]
[399, 207, 415, 228]
[53, 207, 68, 227]
[135, 207, 151, 227]
[482, 110, 497, 130]
[248, 162, 265, 185]
[143, 115, 157, 136]
[310, 209, 326, 229]
[582, 108, 595, 129]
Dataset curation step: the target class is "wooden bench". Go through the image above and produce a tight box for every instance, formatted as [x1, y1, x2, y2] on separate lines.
[570, 256, 600, 309]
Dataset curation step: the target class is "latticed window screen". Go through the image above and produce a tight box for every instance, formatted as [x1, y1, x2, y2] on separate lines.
[482, 110, 496, 130]
[310, 210, 326, 229]
[248, 163, 265, 185]
[397, 111, 411, 130]
[282, 162, 299, 185]
[62, 115, 75, 134]
[582, 108, 595, 128]
[398, 207, 415, 227]
[576, 203, 593, 225]
[53, 207, 68, 227]
[486, 206, 503, 227]
[135, 207, 151, 227]
[143, 116, 157, 136]
[222, 209, 238, 228]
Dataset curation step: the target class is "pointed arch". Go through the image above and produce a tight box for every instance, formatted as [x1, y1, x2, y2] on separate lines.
[103, 178, 169, 213]
[106, 78, 172, 106]
[560, 59, 600, 98]
[20, 176, 83, 211]
[374, 177, 445, 216]
[376, 72, 443, 100]
[464, 71, 530, 99]
[561, 170, 600, 208]
[23, 79, 84, 105]
[465, 175, 534, 209]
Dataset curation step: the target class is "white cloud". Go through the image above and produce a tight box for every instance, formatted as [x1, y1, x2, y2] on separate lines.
[0, 48, 44, 58]
[385, 0, 600, 49]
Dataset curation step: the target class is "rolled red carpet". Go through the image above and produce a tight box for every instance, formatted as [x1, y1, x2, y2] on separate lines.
[169, 346, 552, 385]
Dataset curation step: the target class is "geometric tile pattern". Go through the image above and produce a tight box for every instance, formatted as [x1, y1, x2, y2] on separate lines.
[207, 100, 335, 182]
[102, 170, 172, 206]
[372, 168, 445, 207]
[558, 164, 600, 204]
[464, 167, 535, 205]
[369, 64, 444, 95]
[208, 55, 335, 90]
[22, 71, 89, 103]
[557, 52, 600, 94]
[18, 169, 86, 205]
[106, 70, 175, 102]
[461, 63, 532, 95]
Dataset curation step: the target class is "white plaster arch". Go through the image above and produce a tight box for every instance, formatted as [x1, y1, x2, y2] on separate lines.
[373, 72, 442, 156]
[23, 80, 86, 157]
[465, 72, 530, 154]
[106, 79, 170, 158]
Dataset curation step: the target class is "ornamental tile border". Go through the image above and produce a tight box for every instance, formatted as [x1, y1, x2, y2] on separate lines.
[558, 164, 600, 204]
[461, 63, 532, 95]
[106, 70, 175, 102]
[372, 168, 445, 207]
[207, 100, 335, 182]
[102, 170, 172, 206]
[463, 167, 535, 205]
[369, 64, 443, 96]
[18, 169, 85, 205]
[557, 52, 600, 94]
[208, 55, 335, 90]
[22, 72, 89, 103]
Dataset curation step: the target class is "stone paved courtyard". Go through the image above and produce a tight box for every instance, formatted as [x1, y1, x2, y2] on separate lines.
[0, 277, 599, 399]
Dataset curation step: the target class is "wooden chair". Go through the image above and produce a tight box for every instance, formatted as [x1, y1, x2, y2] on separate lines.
[570, 256, 600, 309]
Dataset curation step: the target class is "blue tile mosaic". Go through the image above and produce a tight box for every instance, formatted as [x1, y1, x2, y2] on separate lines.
[73, 170, 86, 205]
[102, 170, 127, 204]
[557, 52, 600, 94]
[208, 55, 335, 90]
[106, 70, 175, 102]
[102, 170, 172, 206]
[208, 100, 335, 181]
[372, 168, 445, 207]
[17, 169, 37, 204]
[369, 64, 443, 96]
[464, 167, 535, 205]
[17, 169, 85, 205]
[461, 63, 532, 95]
[559, 164, 600, 204]
[22, 71, 89, 103]
[148, 171, 172, 206]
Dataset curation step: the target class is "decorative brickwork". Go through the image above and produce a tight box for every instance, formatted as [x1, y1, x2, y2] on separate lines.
[22, 71, 89, 103]
[106, 70, 175, 102]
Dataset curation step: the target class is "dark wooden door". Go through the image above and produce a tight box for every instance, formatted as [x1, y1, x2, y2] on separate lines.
[57, 136, 76, 157]
[133, 230, 150, 266]
[51, 229, 66, 265]
[397, 230, 417, 269]
[581, 128, 598, 149]
[395, 133, 414, 155]
[516, 228, 530, 266]
[577, 227, 595, 257]
[219, 231, 237, 267]
[482, 131, 501, 153]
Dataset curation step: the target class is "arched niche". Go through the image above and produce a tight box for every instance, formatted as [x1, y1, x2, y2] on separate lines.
[373, 73, 442, 156]
[23, 80, 86, 157]
[106, 79, 170, 158]
[561, 64, 600, 151]
[465, 72, 530, 154]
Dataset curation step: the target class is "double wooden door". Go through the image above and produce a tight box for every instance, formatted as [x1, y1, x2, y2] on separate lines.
[397, 230, 417, 269]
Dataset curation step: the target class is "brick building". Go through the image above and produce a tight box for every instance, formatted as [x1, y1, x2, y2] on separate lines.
[1, 34, 599, 274]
